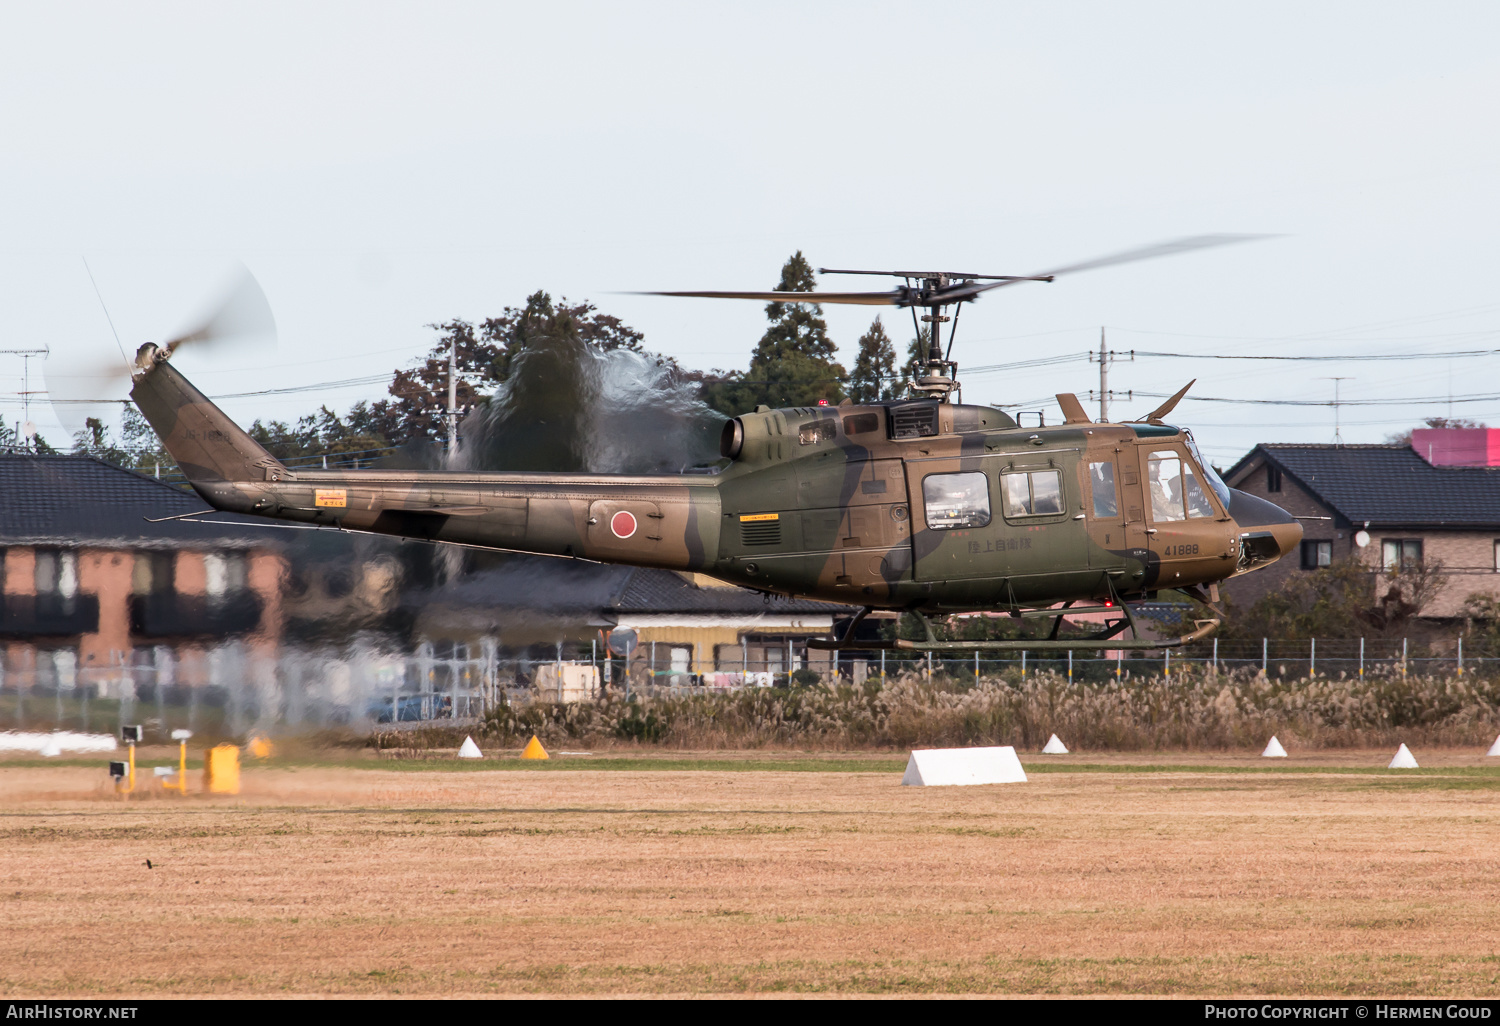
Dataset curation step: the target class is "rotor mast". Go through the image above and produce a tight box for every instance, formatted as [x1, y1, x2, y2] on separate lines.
[909, 275, 960, 401]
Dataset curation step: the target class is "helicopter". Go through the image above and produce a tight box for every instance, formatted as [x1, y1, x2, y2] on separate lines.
[114, 236, 1301, 652]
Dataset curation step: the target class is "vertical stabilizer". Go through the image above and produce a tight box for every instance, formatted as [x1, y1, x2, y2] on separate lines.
[129, 344, 286, 492]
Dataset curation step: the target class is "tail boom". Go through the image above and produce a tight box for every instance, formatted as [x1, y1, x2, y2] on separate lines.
[130, 345, 722, 570]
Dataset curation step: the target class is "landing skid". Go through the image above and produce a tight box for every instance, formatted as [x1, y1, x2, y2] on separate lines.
[806, 601, 1219, 652]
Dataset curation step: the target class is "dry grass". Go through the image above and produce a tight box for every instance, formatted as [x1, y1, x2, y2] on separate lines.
[473, 670, 1500, 751]
[2, 755, 1500, 997]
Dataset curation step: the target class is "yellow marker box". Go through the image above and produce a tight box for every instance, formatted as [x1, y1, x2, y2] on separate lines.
[314, 488, 347, 508]
[739, 513, 779, 522]
[203, 744, 241, 795]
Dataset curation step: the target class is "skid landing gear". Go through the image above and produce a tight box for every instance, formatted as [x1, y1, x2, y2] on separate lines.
[807, 601, 1218, 653]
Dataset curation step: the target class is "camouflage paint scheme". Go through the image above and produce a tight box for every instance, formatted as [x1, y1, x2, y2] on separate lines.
[131, 343, 1301, 619]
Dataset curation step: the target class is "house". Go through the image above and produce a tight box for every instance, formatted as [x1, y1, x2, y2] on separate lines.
[1221, 437, 1500, 619]
[0, 453, 288, 698]
[408, 555, 855, 684]
[609, 570, 852, 680]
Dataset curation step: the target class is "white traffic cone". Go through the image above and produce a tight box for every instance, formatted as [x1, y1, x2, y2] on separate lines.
[1388, 743, 1419, 769]
[1261, 736, 1287, 758]
[1041, 734, 1069, 755]
[457, 736, 483, 759]
[1487, 735, 1500, 757]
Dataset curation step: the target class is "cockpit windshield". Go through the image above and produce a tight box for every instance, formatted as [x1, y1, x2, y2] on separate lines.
[1184, 432, 1231, 508]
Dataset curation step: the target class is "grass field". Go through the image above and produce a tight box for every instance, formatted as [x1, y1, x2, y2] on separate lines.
[2, 748, 1499, 997]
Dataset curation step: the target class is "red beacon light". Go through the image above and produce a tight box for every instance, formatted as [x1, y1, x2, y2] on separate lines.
[817, 399, 829, 406]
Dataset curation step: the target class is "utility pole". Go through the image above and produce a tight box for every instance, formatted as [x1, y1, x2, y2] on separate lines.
[1, 348, 49, 450]
[1087, 330, 1132, 422]
[1098, 328, 1108, 421]
[1321, 376, 1352, 446]
[447, 333, 458, 455]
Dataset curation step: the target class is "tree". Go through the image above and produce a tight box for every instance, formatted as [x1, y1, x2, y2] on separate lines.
[249, 405, 391, 466]
[848, 317, 897, 404]
[376, 292, 660, 447]
[903, 327, 931, 385]
[71, 417, 130, 466]
[379, 319, 502, 447]
[1384, 416, 1487, 447]
[702, 252, 846, 415]
[1216, 555, 1448, 641]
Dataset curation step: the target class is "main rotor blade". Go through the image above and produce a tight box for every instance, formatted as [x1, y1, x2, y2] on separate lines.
[164, 266, 277, 354]
[941, 233, 1270, 304]
[635, 289, 904, 307]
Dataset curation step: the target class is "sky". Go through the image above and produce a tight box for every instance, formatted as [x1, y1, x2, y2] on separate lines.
[2, 1, 1499, 466]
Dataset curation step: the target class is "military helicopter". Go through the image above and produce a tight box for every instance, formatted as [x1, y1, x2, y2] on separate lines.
[114, 236, 1301, 652]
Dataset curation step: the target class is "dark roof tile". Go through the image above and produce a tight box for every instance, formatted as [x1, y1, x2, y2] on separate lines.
[1229, 444, 1500, 528]
[611, 569, 854, 615]
[0, 453, 273, 548]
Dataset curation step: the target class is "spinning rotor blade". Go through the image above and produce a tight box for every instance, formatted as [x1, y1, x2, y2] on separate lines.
[934, 234, 1269, 305]
[636, 289, 904, 306]
[46, 264, 277, 436]
[44, 362, 134, 436]
[645, 235, 1270, 313]
[164, 266, 277, 355]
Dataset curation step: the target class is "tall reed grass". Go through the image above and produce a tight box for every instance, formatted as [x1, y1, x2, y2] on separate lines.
[459, 669, 1500, 751]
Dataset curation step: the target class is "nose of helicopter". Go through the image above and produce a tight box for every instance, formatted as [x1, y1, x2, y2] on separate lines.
[1225, 488, 1303, 568]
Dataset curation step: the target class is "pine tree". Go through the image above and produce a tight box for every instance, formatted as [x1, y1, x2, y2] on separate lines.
[703, 251, 846, 415]
[903, 327, 931, 387]
[849, 316, 897, 403]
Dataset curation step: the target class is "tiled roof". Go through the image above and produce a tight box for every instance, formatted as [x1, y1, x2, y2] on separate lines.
[1227, 444, 1500, 528]
[417, 558, 635, 615]
[0, 453, 272, 548]
[420, 559, 854, 618]
[611, 569, 854, 615]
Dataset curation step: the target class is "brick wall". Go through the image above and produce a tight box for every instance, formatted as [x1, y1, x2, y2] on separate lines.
[77, 549, 132, 671]
[1221, 456, 1347, 609]
[1225, 453, 1500, 620]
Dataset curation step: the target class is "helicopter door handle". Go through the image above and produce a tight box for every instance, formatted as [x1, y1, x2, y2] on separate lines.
[1145, 528, 1158, 534]
[1072, 513, 1085, 520]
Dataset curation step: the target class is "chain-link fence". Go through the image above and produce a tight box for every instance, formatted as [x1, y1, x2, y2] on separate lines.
[1, 635, 1492, 741]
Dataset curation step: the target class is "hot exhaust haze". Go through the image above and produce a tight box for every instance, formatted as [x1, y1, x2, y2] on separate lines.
[453, 333, 726, 475]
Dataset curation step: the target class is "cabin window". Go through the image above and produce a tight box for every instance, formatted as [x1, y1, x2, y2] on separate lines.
[922, 472, 991, 529]
[1088, 462, 1119, 519]
[1001, 469, 1065, 518]
[798, 418, 838, 445]
[1301, 540, 1332, 570]
[842, 413, 879, 435]
[1147, 450, 1214, 522]
[1382, 538, 1422, 570]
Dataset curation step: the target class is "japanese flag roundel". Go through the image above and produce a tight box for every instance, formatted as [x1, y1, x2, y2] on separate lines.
[610, 510, 638, 539]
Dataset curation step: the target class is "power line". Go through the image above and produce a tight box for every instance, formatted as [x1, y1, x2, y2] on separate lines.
[1133, 347, 1500, 362]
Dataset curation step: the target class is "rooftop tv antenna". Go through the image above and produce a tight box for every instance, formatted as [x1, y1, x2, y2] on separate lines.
[0, 347, 49, 449]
